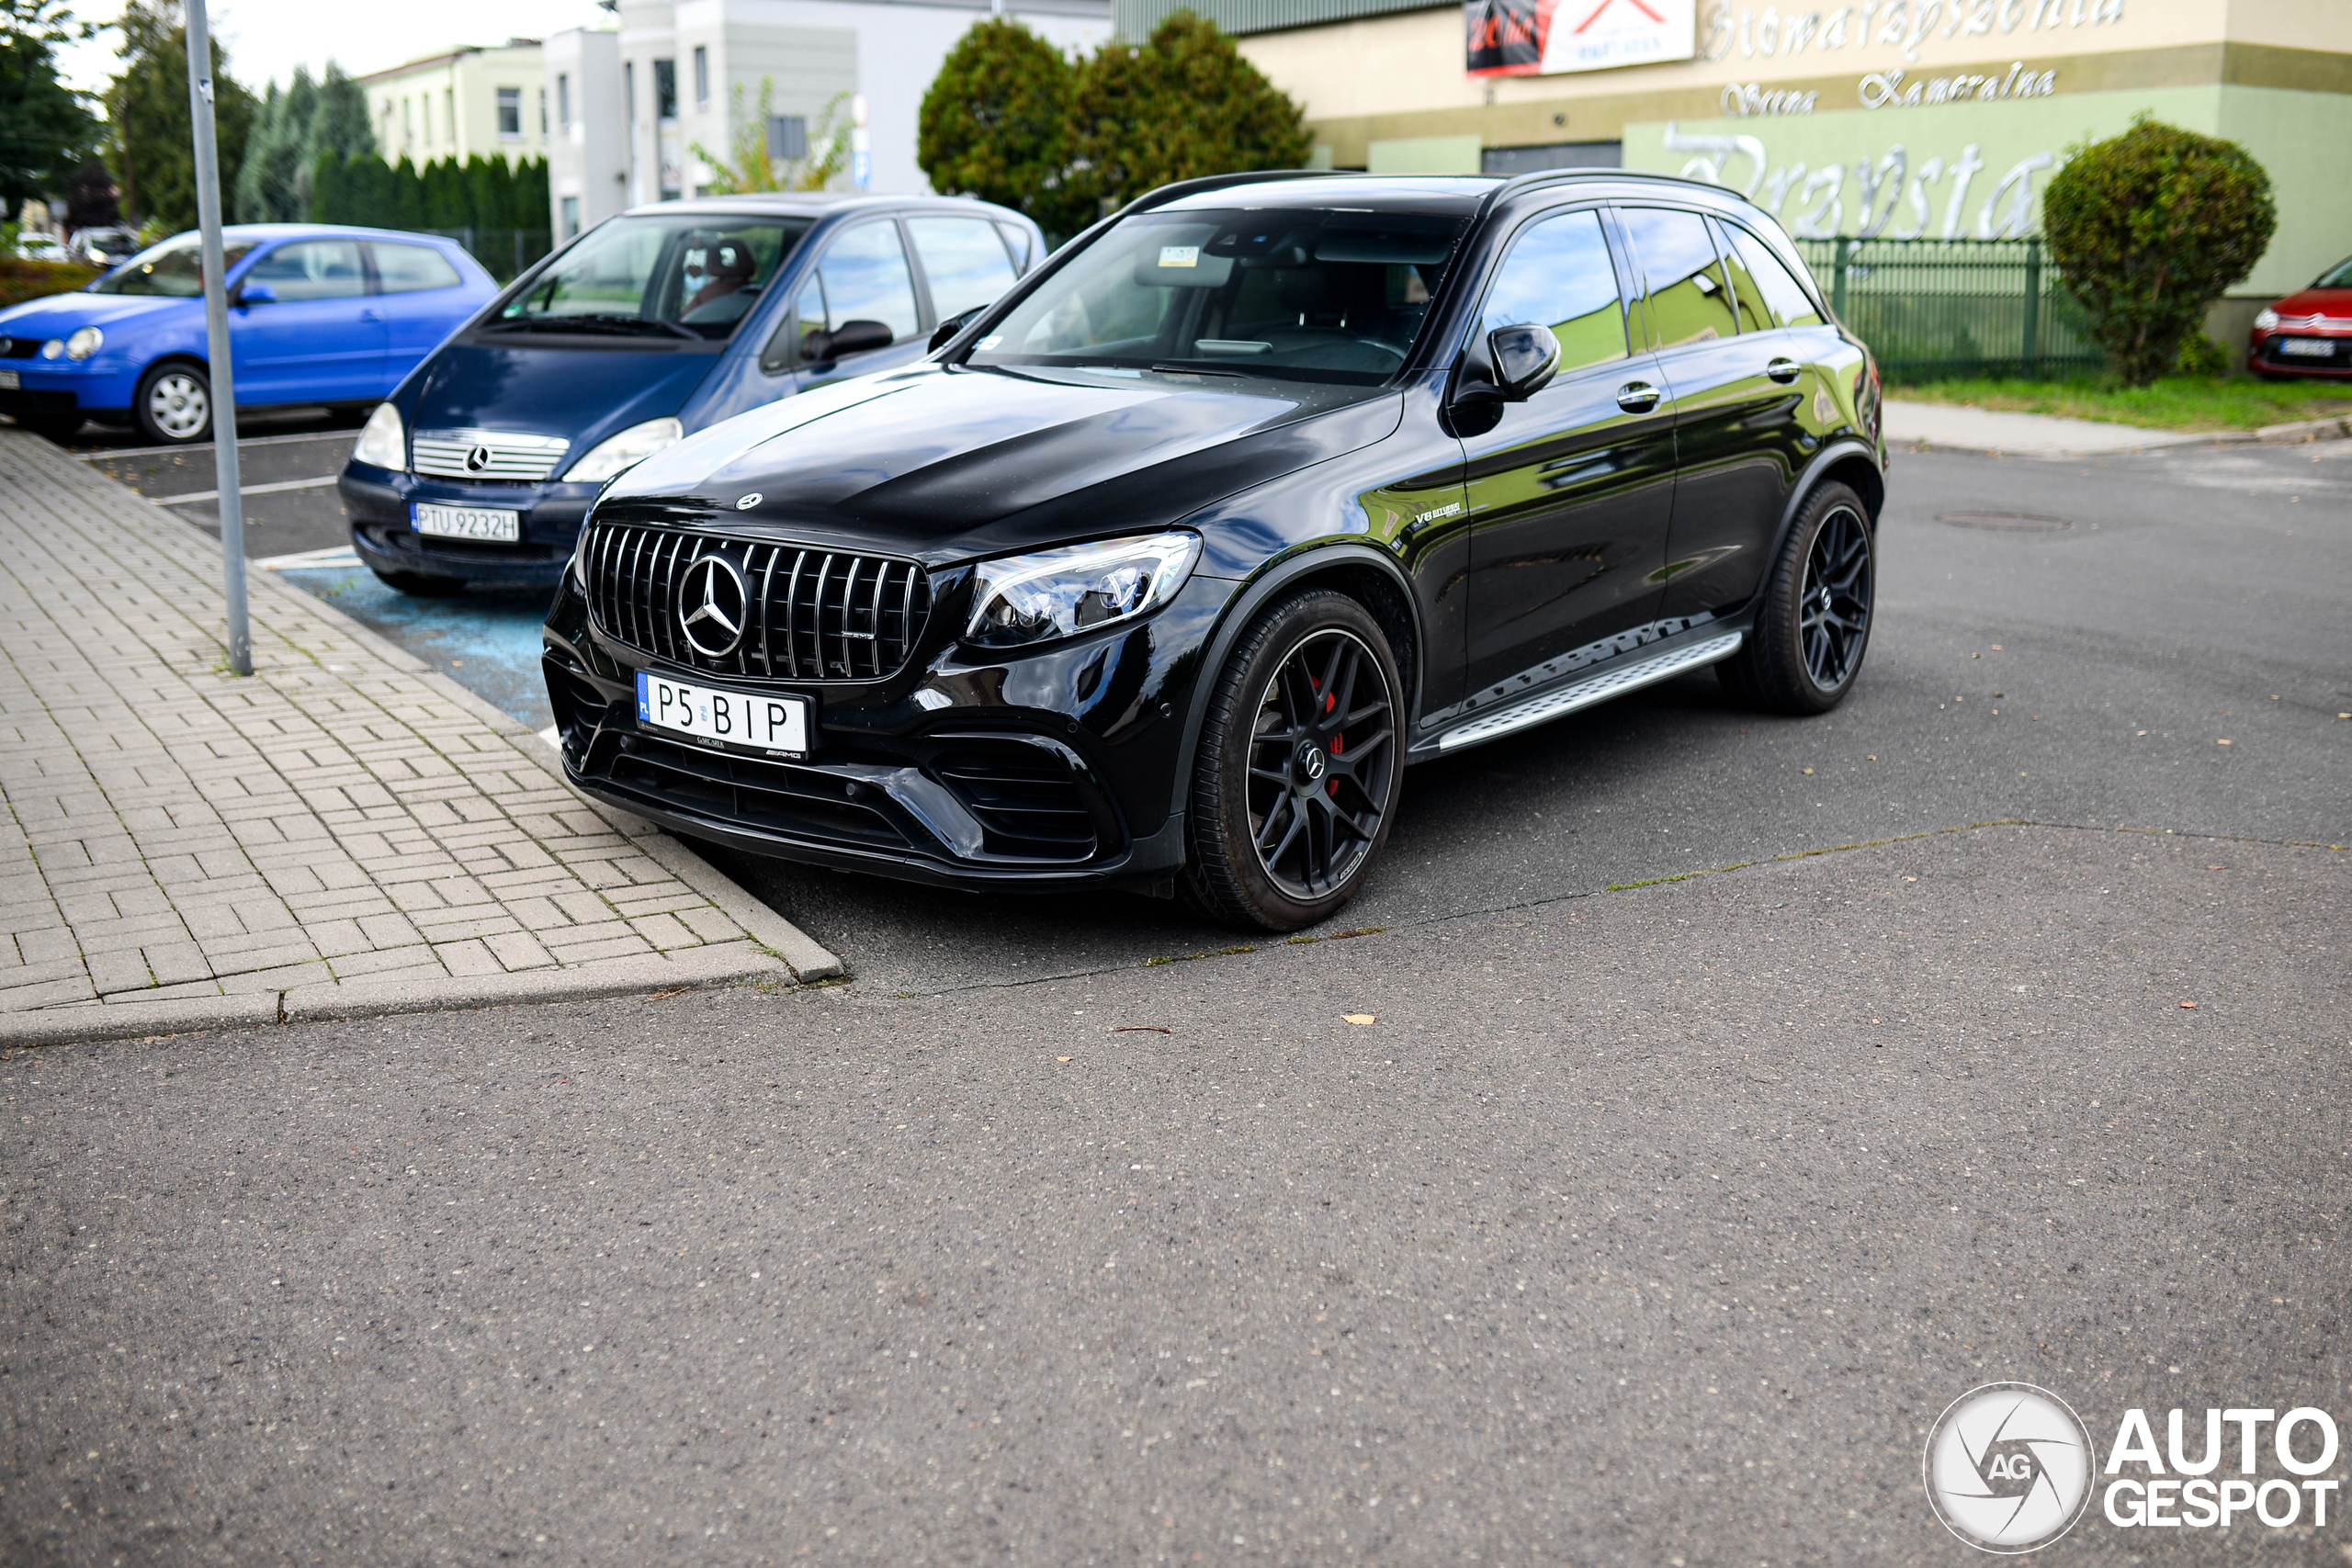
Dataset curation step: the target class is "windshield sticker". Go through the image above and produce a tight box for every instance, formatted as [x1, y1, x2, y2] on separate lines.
[1158, 246, 1200, 269]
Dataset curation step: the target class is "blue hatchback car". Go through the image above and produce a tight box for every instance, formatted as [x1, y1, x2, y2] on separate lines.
[0, 224, 495, 446]
[336, 193, 1040, 594]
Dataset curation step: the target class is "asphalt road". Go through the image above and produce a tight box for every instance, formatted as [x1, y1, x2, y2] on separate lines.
[706, 438, 2352, 995]
[2, 440, 2347, 1565]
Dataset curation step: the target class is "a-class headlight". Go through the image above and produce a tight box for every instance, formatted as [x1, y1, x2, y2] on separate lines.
[353, 401, 406, 469]
[564, 417, 682, 483]
[965, 532, 1201, 649]
[2254, 307, 2280, 331]
[64, 326, 103, 360]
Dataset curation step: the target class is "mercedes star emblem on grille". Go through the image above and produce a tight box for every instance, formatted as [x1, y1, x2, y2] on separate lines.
[678, 554, 748, 659]
[465, 444, 493, 472]
[735, 492, 763, 510]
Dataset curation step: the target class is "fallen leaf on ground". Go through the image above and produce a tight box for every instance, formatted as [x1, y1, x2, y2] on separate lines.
[2179, 1001, 2198, 1010]
[1057, 1055, 1072, 1062]
[1114, 1025, 1172, 1034]
[647, 986, 689, 1000]
[1342, 1014, 1376, 1026]
[2217, 739, 2233, 746]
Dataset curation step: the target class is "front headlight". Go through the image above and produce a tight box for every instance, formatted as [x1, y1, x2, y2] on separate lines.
[353, 401, 406, 469]
[570, 523, 594, 591]
[564, 417, 682, 483]
[2254, 308, 2280, 331]
[965, 532, 1201, 650]
[64, 326, 103, 360]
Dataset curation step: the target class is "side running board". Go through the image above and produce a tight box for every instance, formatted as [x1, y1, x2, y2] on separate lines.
[1434, 632, 1745, 752]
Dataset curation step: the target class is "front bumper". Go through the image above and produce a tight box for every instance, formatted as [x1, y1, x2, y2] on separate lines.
[0, 359, 136, 423]
[540, 570, 1232, 894]
[2249, 328, 2352, 378]
[342, 463, 602, 586]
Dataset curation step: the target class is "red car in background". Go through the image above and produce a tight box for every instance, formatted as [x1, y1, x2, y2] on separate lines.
[2250, 255, 2352, 378]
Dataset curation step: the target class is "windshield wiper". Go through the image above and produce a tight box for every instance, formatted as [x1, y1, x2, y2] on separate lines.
[1148, 363, 1246, 378]
[485, 313, 700, 339]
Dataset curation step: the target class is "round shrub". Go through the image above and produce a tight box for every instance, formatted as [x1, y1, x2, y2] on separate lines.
[2041, 117, 2276, 387]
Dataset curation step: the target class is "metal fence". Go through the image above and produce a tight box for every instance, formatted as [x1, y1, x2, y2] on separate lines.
[1793, 237, 2103, 380]
[422, 228, 556, 284]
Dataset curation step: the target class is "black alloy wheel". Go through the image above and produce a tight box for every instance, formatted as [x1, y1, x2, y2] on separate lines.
[1719, 479, 1875, 715]
[1185, 589, 1405, 931]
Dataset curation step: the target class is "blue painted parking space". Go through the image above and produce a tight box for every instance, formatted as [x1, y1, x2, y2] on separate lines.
[275, 557, 559, 732]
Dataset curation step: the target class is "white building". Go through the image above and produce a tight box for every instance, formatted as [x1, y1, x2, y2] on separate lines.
[359, 40, 553, 169]
[544, 0, 1110, 238]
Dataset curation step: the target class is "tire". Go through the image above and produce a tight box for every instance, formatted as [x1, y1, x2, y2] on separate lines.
[1182, 588, 1407, 931]
[1718, 480, 1875, 716]
[369, 569, 468, 597]
[132, 361, 213, 446]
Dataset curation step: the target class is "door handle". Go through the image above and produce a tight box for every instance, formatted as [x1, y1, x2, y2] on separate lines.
[1616, 382, 1661, 413]
[1766, 356, 1801, 384]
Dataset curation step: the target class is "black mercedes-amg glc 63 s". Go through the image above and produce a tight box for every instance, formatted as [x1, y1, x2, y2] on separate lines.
[542, 169, 1885, 931]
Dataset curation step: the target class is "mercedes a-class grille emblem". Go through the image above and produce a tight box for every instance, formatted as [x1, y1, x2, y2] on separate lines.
[464, 444, 494, 472]
[678, 554, 748, 659]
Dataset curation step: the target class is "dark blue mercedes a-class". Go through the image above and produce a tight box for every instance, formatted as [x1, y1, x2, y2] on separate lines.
[338, 192, 1041, 595]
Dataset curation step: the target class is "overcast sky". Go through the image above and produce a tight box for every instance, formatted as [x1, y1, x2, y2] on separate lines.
[60, 0, 611, 100]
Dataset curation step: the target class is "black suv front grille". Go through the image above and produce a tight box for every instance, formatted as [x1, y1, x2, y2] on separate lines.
[585, 522, 933, 684]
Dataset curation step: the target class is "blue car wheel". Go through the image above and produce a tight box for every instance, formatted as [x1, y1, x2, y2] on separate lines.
[135, 360, 213, 446]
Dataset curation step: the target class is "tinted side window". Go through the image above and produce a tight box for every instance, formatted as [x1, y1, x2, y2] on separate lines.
[995, 221, 1034, 272]
[814, 222, 920, 344]
[369, 243, 463, 294]
[1709, 218, 1772, 335]
[908, 217, 1018, 322]
[1723, 222, 1826, 330]
[1476, 208, 1626, 376]
[1618, 208, 1739, 346]
[245, 240, 368, 301]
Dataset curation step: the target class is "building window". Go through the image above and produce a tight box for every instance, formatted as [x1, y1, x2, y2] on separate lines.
[561, 196, 581, 238]
[420, 96, 430, 144]
[766, 115, 807, 163]
[654, 58, 676, 120]
[498, 87, 523, 138]
[538, 87, 548, 137]
[558, 73, 571, 129]
[693, 46, 708, 107]
[444, 88, 455, 145]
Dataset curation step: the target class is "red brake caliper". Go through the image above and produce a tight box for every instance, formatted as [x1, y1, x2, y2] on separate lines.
[1325, 689, 1340, 795]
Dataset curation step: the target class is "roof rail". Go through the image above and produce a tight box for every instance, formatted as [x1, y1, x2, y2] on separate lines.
[1119, 168, 1346, 219]
[1479, 165, 1724, 218]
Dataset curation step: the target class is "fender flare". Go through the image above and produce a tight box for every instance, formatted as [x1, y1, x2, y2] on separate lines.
[1764, 436, 1885, 569]
[1168, 542, 1427, 824]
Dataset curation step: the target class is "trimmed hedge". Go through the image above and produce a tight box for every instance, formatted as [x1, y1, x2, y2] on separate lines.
[0, 257, 101, 308]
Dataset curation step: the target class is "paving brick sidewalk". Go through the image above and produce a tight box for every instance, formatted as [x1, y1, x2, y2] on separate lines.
[0, 429, 836, 1043]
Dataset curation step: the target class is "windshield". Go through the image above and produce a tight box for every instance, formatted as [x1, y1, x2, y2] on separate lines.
[90, 233, 259, 296]
[490, 214, 812, 341]
[2314, 255, 2352, 289]
[966, 207, 1470, 384]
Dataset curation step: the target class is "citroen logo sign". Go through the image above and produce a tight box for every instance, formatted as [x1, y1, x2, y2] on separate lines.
[678, 554, 747, 659]
[464, 444, 494, 472]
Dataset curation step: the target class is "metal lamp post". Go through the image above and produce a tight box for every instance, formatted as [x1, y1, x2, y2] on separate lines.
[183, 0, 251, 675]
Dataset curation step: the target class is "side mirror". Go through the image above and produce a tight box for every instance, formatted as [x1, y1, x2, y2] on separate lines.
[1487, 323, 1561, 401]
[805, 318, 892, 366]
[928, 305, 986, 354]
[236, 281, 278, 306]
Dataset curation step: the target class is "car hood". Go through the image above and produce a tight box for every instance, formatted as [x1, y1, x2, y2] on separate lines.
[599, 363, 1404, 562]
[2270, 287, 2352, 322]
[404, 341, 717, 445]
[0, 291, 189, 335]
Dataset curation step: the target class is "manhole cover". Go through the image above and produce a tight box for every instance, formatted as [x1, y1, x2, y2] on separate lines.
[1938, 512, 2072, 532]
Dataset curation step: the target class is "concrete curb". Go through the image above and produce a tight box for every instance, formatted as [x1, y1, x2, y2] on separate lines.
[1894, 412, 2351, 458]
[0, 944, 786, 1051]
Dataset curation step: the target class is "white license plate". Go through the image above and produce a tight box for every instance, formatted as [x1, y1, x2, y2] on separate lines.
[0, 370, 18, 389]
[411, 502, 521, 541]
[637, 671, 812, 757]
[2278, 337, 2337, 358]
